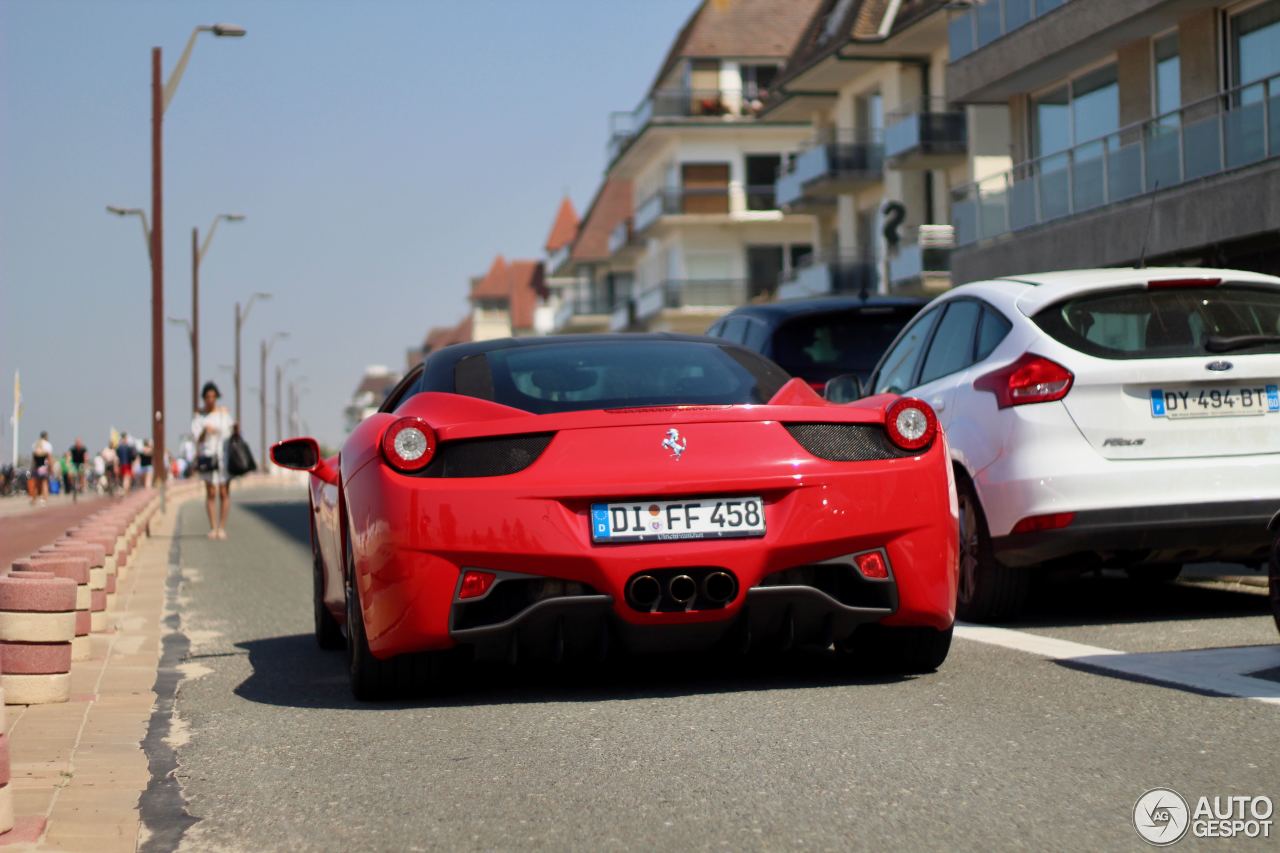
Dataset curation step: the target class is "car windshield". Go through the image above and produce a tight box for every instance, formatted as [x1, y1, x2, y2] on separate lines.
[1033, 285, 1280, 359]
[472, 340, 790, 414]
[770, 307, 920, 380]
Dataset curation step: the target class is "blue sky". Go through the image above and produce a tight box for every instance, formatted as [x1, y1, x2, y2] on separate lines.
[0, 0, 699, 458]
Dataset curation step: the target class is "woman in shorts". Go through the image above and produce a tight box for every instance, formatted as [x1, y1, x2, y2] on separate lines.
[191, 382, 234, 539]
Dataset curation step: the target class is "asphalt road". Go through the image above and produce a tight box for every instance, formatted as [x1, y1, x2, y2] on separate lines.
[158, 487, 1280, 852]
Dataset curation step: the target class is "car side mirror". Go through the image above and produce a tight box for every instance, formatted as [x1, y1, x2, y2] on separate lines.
[823, 374, 864, 404]
[270, 437, 320, 471]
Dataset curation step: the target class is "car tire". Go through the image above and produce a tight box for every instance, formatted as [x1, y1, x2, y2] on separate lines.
[1124, 564, 1182, 583]
[313, 549, 344, 651]
[1269, 531, 1280, 636]
[956, 475, 1028, 623]
[343, 521, 447, 701]
[838, 624, 953, 674]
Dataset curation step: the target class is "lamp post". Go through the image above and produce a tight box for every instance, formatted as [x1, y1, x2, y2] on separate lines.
[275, 357, 298, 448]
[290, 380, 310, 436]
[260, 333, 289, 465]
[234, 292, 270, 425]
[190, 213, 245, 412]
[130, 23, 244, 507]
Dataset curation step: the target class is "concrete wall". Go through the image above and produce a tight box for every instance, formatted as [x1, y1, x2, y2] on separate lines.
[951, 160, 1280, 282]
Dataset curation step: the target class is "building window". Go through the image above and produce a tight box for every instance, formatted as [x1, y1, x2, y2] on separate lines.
[745, 154, 781, 210]
[741, 64, 779, 100]
[1153, 33, 1180, 122]
[1031, 63, 1119, 158]
[1231, 0, 1280, 90]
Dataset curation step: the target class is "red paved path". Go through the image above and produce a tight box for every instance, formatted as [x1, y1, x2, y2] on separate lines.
[0, 497, 107, 568]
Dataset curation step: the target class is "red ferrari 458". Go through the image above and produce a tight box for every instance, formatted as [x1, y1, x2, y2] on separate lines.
[272, 335, 958, 699]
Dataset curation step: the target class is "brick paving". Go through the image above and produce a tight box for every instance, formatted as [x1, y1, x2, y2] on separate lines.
[0, 498, 107, 569]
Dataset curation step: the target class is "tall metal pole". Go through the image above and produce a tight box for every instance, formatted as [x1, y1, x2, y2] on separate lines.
[274, 364, 283, 447]
[191, 227, 200, 414]
[234, 302, 242, 425]
[151, 46, 168, 502]
[259, 340, 267, 466]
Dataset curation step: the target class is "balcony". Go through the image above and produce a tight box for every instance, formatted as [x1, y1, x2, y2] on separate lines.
[776, 131, 885, 210]
[885, 100, 967, 170]
[608, 216, 642, 258]
[777, 254, 877, 300]
[611, 279, 748, 331]
[546, 243, 572, 277]
[952, 71, 1280, 247]
[607, 87, 769, 165]
[948, 0, 1068, 62]
[888, 225, 955, 291]
[634, 186, 733, 234]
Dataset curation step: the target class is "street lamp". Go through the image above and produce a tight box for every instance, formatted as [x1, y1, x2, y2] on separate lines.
[106, 206, 151, 257]
[260, 332, 289, 464]
[234, 291, 270, 425]
[145, 22, 245, 504]
[275, 357, 298, 449]
[189, 212, 245, 412]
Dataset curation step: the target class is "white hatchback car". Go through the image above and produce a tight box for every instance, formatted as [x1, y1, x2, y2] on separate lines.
[862, 268, 1280, 621]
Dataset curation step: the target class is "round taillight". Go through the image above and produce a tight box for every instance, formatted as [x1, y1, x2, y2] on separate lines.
[380, 417, 436, 472]
[885, 397, 937, 452]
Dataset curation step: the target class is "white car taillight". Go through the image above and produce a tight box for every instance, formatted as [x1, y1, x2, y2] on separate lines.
[974, 353, 1074, 408]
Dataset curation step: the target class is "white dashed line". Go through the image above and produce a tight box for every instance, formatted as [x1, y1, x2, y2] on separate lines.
[955, 623, 1280, 706]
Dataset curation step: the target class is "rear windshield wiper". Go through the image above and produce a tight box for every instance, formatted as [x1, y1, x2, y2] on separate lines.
[1204, 334, 1280, 353]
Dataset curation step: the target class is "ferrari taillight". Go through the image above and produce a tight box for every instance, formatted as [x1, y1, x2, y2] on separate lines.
[380, 417, 436, 472]
[458, 570, 496, 599]
[973, 353, 1073, 408]
[884, 397, 937, 452]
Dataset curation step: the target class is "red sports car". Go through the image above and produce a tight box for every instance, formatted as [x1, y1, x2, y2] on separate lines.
[272, 335, 958, 700]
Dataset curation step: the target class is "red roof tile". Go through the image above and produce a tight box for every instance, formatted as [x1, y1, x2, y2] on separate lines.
[544, 197, 579, 253]
[470, 255, 511, 300]
[571, 179, 633, 263]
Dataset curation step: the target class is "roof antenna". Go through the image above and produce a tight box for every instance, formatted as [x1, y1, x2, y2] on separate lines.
[1136, 181, 1159, 269]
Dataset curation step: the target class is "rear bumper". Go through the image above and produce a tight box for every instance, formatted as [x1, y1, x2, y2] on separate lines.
[991, 500, 1275, 567]
[449, 585, 897, 662]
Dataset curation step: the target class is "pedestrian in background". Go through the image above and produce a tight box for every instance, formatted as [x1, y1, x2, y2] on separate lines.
[69, 438, 88, 494]
[30, 431, 53, 505]
[139, 439, 155, 489]
[192, 381, 234, 540]
[116, 432, 137, 493]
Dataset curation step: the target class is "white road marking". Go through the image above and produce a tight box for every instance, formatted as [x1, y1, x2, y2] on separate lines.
[955, 622, 1280, 706]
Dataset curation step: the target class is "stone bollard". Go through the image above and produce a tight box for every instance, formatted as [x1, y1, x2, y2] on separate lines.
[0, 647, 10, 834]
[0, 575, 76, 705]
[12, 557, 92, 661]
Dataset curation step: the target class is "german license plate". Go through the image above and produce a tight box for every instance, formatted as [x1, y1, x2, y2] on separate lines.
[1149, 385, 1280, 419]
[590, 496, 765, 543]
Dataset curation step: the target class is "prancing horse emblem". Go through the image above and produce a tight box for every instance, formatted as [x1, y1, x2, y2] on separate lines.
[662, 428, 687, 461]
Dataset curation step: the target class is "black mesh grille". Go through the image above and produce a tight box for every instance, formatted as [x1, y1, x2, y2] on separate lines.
[415, 433, 554, 478]
[784, 423, 914, 461]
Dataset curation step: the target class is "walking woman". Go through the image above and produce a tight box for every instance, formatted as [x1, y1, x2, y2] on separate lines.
[192, 381, 234, 539]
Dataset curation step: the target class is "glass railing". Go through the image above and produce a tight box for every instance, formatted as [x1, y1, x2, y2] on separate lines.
[948, 0, 1068, 62]
[776, 130, 885, 207]
[779, 252, 878, 298]
[634, 186, 733, 232]
[952, 72, 1280, 246]
[885, 99, 967, 161]
[607, 218, 637, 255]
[607, 87, 768, 163]
[888, 225, 955, 284]
[662, 279, 747, 309]
[546, 244, 571, 274]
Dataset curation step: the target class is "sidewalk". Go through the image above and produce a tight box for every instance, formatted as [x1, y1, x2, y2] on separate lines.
[1, 493, 180, 851]
[0, 498, 106, 568]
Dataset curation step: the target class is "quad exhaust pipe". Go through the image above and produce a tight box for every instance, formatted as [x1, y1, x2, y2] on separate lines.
[702, 571, 737, 604]
[627, 574, 662, 609]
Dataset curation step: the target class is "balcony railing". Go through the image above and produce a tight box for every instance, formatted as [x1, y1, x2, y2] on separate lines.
[778, 253, 877, 299]
[948, 0, 1069, 62]
[953, 72, 1280, 246]
[608, 217, 638, 255]
[634, 186, 733, 233]
[776, 130, 885, 208]
[662, 279, 747, 310]
[889, 225, 955, 285]
[546, 243, 572, 275]
[608, 87, 769, 163]
[885, 99, 967, 164]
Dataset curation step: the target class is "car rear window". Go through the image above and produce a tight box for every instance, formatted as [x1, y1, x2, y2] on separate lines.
[1033, 285, 1280, 359]
[770, 306, 921, 379]
[458, 340, 790, 414]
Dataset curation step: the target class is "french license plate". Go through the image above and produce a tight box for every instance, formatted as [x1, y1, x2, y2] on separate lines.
[1149, 384, 1280, 419]
[590, 496, 765, 543]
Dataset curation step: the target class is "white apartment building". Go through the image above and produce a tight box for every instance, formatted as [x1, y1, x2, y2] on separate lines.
[766, 0, 982, 298]
[599, 0, 823, 333]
